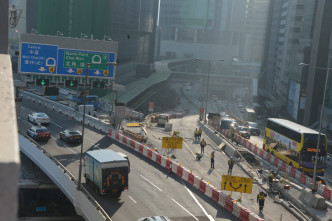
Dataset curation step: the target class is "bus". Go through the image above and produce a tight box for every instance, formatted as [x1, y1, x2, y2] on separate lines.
[263, 118, 327, 176]
[244, 108, 256, 122]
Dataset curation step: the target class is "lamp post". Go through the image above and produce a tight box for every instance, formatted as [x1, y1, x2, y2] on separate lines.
[196, 58, 224, 123]
[77, 61, 116, 190]
[299, 62, 330, 192]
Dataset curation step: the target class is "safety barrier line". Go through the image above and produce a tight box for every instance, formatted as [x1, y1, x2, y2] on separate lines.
[217, 128, 332, 202]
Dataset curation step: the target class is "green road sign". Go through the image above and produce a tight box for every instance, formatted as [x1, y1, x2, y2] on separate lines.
[93, 81, 105, 88]
[36, 79, 50, 87]
[63, 50, 109, 70]
[65, 80, 78, 88]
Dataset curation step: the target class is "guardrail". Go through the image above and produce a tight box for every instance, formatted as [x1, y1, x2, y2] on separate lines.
[19, 133, 112, 221]
[107, 129, 263, 221]
[215, 128, 332, 203]
[22, 89, 262, 221]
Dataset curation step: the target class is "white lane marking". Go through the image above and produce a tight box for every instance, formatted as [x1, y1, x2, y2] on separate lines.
[129, 196, 137, 204]
[51, 136, 77, 154]
[91, 143, 101, 150]
[182, 181, 215, 221]
[183, 141, 196, 157]
[51, 121, 63, 128]
[140, 174, 163, 192]
[172, 198, 199, 221]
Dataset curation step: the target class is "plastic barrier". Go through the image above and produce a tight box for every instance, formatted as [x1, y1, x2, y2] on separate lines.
[305, 176, 312, 188]
[188, 172, 195, 185]
[324, 187, 332, 200]
[171, 162, 178, 174]
[212, 188, 220, 202]
[232, 202, 242, 219]
[225, 197, 234, 212]
[281, 161, 286, 172]
[240, 207, 250, 221]
[219, 192, 227, 207]
[182, 168, 189, 181]
[199, 180, 207, 193]
[205, 183, 214, 198]
[176, 165, 183, 177]
[290, 167, 296, 178]
[156, 153, 162, 165]
[300, 173, 306, 185]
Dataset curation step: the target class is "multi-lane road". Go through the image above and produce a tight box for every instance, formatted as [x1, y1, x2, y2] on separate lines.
[20, 99, 236, 221]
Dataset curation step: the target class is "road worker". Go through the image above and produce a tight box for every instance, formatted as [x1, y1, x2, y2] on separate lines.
[228, 157, 234, 175]
[200, 138, 206, 154]
[257, 191, 267, 212]
[194, 128, 199, 141]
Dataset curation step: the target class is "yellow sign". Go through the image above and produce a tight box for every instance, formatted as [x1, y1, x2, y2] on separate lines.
[162, 137, 183, 149]
[77, 68, 83, 74]
[221, 175, 253, 193]
[126, 123, 142, 127]
[103, 70, 109, 76]
[49, 67, 55, 73]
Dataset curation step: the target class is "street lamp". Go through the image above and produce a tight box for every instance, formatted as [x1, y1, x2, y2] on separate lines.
[299, 62, 331, 192]
[77, 61, 117, 190]
[196, 58, 224, 123]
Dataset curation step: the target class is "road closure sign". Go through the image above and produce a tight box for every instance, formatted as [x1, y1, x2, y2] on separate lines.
[162, 137, 183, 149]
[221, 175, 253, 193]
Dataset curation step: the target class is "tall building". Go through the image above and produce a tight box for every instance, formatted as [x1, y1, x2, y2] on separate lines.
[244, 0, 270, 62]
[25, 0, 158, 81]
[158, 0, 246, 72]
[261, 0, 332, 127]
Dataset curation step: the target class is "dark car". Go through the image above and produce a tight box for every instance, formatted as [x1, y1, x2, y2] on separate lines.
[59, 129, 82, 143]
[245, 122, 260, 136]
[27, 126, 50, 142]
[236, 126, 251, 139]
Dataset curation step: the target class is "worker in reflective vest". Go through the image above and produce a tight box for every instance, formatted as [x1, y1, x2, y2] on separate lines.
[200, 138, 206, 154]
[257, 191, 267, 212]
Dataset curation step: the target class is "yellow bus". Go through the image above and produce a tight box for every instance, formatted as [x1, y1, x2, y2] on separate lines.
[263, 118, 327, 176]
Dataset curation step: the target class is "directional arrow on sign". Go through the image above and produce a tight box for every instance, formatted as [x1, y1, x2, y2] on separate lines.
[94, 70, 101, 75]
[41, 80, 46, 86]
[70, 81, 74, 87]
[39, 67, 46, 72]
[67, 69, 74, 73]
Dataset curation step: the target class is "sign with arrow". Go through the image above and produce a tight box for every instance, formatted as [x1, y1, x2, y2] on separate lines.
[221, 175, 253, 193]
[36, 79, 50, 87]
[65, 80, 78, 88]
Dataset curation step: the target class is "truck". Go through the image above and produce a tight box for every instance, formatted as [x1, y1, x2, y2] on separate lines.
[72, 94, 99, 110]
[84, 150, 129, 195]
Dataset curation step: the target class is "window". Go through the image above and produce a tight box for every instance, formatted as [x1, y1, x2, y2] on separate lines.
[266, 120, 301, 142]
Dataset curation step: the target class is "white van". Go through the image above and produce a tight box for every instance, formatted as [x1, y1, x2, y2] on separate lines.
[117, 152, 130, 173]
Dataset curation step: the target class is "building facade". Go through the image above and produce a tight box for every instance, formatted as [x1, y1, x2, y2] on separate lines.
[25, 0, 158, 82]
[261, 0, 332, 127]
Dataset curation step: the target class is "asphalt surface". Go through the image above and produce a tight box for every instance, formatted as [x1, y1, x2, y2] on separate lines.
[20, 99, 236, 221]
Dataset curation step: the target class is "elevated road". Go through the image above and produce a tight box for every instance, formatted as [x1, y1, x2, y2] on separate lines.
[20, 99, 235, 220]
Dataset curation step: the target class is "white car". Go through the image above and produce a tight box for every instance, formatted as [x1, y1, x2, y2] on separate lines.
[28, 112, 50, 125]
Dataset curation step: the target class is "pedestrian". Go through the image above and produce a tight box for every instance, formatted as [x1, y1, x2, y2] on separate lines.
[196, 152, 202, 161]
[210, 151, 215, 169]
[198, 128, 202, 140]
[194, 128, 199, 141]
[228, 157, 234, 175]
[257, 191, 267, 212]
[200, 138, 206, 154]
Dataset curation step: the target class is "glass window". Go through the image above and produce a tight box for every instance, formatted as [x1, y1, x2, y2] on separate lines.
[36, 128, 48, 133]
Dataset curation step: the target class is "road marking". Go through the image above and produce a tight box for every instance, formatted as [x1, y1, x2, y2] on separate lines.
[91, 143, 101, 150]
[182, 181, 215, 221]
[172, 198, 198, 221]
[51, 136, 77, 154]
[140, 174, 162, 192]
[183, 141, 196, 157]
[129, 196, 137, 204]
[51, 121, 63, 128]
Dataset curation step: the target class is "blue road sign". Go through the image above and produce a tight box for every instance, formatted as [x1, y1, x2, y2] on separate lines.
[57, 49, 115, 78]
[20, 43, 58, 74]
[20, 42, 116, 79]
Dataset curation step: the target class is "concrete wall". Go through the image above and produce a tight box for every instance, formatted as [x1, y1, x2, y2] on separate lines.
[0, 55, 20, 220]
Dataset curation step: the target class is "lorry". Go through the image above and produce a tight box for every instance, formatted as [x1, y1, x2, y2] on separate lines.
[84, 150, 129, 195]
[72, 94, 99, 110]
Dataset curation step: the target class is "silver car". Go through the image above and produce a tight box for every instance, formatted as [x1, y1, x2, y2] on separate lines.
[28, 112, 50, 125]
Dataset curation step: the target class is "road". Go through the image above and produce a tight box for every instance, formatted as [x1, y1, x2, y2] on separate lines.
[145, 115, 298, 221]
[20, 100, 236, 221]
